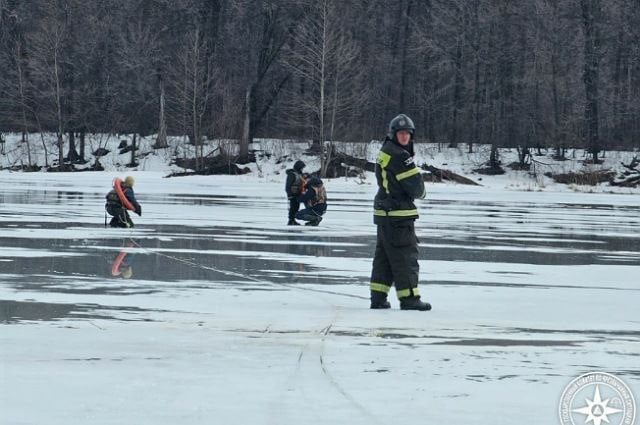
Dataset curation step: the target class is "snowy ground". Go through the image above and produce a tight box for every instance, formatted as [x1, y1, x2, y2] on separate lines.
[2, 132, 640, 194]
[1, 171, 639, 425]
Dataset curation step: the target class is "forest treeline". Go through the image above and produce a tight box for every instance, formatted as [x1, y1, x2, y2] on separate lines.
[1, 0, 639, 170]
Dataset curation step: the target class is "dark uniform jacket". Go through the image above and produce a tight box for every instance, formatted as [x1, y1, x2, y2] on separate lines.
[373, 138, 426, 224]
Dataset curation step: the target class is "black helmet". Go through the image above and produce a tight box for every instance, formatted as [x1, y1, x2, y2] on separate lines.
[388, 114, 415, 139]
[293, 160, 306, 172]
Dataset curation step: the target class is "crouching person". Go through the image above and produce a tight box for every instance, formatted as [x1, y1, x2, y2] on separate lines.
[296, 176, 327, 226]
[105, 176, 142, 228]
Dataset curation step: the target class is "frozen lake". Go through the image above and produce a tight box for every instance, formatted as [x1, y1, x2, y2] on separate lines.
[1, 172, 639, 425]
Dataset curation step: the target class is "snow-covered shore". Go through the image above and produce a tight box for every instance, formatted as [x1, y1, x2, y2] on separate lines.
[1, 133, 639, 195]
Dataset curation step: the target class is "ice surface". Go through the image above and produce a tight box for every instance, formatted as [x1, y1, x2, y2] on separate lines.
[1, 172, 639, 425]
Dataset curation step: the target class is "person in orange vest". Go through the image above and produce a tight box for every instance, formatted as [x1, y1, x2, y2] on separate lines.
[105, 176, 141, 228]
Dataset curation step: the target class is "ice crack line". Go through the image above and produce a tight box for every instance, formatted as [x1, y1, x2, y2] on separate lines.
[318, 320, 383, 425]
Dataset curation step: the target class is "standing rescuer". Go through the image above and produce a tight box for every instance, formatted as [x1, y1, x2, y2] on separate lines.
[370, 114, 431, 311]
[285, 160, 306, 225]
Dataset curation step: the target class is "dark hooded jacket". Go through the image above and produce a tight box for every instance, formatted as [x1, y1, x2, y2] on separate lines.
[285, 160, 306, 198]
[373, 137, 425, 224]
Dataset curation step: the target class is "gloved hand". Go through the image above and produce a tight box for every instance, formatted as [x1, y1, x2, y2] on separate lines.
[135, 205, 142, 216]
[376, 197, 398, 212]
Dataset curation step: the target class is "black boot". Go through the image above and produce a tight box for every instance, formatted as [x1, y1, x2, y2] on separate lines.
[287, 219, 300, 226]
[305, 216, 323, 226]
[370, 291, 391, 309]
[400, 296, 432, 311]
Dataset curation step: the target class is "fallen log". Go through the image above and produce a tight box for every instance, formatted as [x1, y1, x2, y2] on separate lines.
[420, 164, 481, 185]
[611, 173, 640, 187]
[621, 156, 640, 171]
[546, 170, 615, 185]
[323, 152, 375, 178]
[173, 154, 250, 175]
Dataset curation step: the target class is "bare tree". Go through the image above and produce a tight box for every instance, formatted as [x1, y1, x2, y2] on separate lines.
[0, 4, 35, 167]
[26, 1, 70, 169]
[154, 73, 168, 149]
[166, 27, 216, 171]
[237, 0, 300, 161]
[580, 0, 603, 163]
[114, 0, 166, 166]
[2, 0, 640, 163]
[285, 0, 362, 176]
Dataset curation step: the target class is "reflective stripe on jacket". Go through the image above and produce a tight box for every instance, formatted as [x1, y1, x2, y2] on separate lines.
[373, 139, 426, 224]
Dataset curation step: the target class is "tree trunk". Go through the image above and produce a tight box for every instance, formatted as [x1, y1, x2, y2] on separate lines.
[16, 41, 32, 167]
[154, 75, 168, 149]
[551, 48, 562, 158]
[470, 0, 481, 154]
[612, 28, 625, 146]
[330, 51, 341, 142]
[56, 133, 64, 168]
[240, 85, 253, 159]
[420, 0, 434, 144]
[22, 132, 32, 166]
[129, 133, 137, 167]
[53, 36, 64, 169]
[581, 0, 601, 162]
[449, 38, 462, 148]
[471, 56, 480, 154]
[193, 37, 200, 171]
[319, 1, 327, 177]
[398, 0, 413, 111]
[489, 143, 500, 169]
[66, 130, 80, 162]
[79, 131, 85, 161]
[383, 0, 405, 119]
